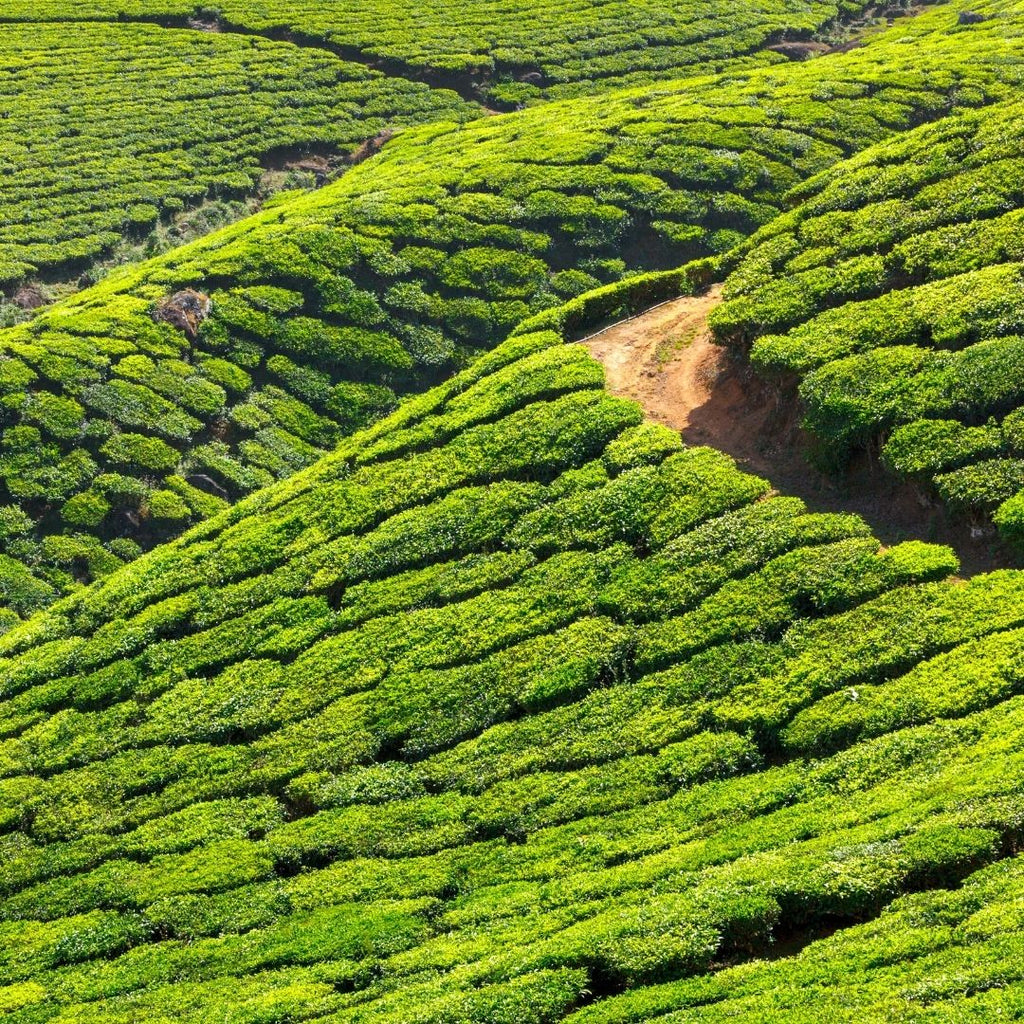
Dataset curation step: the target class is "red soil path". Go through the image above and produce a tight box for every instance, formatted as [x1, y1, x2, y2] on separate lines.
[584, 288, 1010, 575]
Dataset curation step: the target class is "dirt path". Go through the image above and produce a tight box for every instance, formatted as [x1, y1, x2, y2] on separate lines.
[584, 289, 1010, 575]
[585, 285, 728, 434]
[583, 285, 796, 476]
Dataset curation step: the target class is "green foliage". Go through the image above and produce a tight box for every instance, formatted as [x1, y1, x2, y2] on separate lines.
[882, 418, 1004, 477]
[60, 492, 110, 529]
[99, 434, 180, 474]
[0, 0, 1017, 603]
[0, 20, 472, 285]
[716, 91, 1024, 537]
[0, 0, 864, 109]
[4, 0, 969, 286]
[0, 6, 1021, 1019]
[562, 856, 1024, 1022]
[0, 314, 1015, 1023]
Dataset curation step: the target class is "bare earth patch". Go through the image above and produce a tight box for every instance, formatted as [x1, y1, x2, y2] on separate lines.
[584, 288, 1011, 575]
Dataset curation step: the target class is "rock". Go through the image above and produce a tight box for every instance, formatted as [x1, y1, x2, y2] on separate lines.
[346, 130, 395, 166]
[187, 15, 220, 31]
[766, 41, 832, 59]
[959, 10, 987, 23]
[519, 71, 544, 84]
[11, 284, 48, 310]
[151, 289, 212, 340]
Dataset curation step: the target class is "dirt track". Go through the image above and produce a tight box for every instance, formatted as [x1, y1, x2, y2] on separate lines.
[584, 289, 1010, 575]
[583, 284, 782, 458]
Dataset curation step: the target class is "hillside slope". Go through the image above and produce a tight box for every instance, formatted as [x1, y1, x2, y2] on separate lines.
[713, 92, 1024, 549]
[4, 0, 1024, 1019]
[0, 21, 472, 289]
[3, 0, 859, 105]
[0, 0, 1021, 611]
[1, 322, 1024, 1021]
[0, 0, 900, 288]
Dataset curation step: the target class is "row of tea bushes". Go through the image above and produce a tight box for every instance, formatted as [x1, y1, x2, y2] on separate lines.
[2, 0, 872, 105]
[0, 320, 1023, 1020]
[563, 852, 1024, 1022]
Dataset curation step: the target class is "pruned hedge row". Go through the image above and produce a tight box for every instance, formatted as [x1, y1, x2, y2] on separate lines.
[3, 0, 872, 106]
[713, 79, 1024, 539]
[563, 853, 1024, 1022]
[0, 316, 1021, 1021]
[0, 20, 472, 286]
[5, 0, 985, 283]
[0, 2, 1020, 611]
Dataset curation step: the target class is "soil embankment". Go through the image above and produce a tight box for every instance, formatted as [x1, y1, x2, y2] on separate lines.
[584, 289, 1009, 575]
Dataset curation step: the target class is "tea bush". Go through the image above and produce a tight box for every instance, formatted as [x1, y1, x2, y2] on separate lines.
[2, 0, 872, 107]
[0, 318, 1019, 1021]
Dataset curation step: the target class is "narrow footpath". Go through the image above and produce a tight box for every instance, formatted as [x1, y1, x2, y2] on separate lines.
[584, 287, 1008, 575]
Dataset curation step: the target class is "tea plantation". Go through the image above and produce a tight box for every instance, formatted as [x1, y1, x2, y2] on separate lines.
[6, 0, 863, 105]
[3, 319, 1024, 1023]
[0, 0, 1021, 615]
[1, 0, 1020, 286]
[5, 0, 1024, 1017]
[0, 0, 895, 286]
[714, 88, 1024, 547]
[0, 20, 474, 288]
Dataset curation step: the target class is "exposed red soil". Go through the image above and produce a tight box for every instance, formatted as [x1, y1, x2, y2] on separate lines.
[584, 289, 1011, 576]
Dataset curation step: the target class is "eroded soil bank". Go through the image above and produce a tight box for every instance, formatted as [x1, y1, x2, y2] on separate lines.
[584, 288, 1010, 575]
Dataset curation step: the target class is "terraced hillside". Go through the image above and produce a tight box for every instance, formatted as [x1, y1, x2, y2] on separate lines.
[6, 0, 1024, 1016]
[0, 0, 1020, 614]
[5, 0, 863, 107]
[0, 0, 902, 289]
[714, 93, 1024, 548]
[0, 21, 473, 290]
[3, 322, 1024, 1021]
[568, 853, 1024, 1020]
